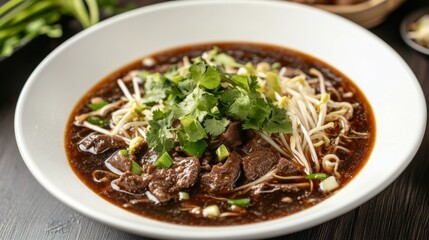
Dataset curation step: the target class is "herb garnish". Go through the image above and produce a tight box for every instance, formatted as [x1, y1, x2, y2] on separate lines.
[143, 51, 292, 155]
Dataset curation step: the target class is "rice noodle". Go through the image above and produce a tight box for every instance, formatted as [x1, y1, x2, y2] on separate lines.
[321, 154, 341, 178]
[117, 79, 134, 101]
[233, 170, 275, 191]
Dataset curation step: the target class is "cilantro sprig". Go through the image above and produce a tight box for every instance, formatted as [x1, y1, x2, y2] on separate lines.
[144, 50, 292, 156]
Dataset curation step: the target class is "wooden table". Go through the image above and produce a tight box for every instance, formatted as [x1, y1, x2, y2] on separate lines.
[1, 0, 428, 239]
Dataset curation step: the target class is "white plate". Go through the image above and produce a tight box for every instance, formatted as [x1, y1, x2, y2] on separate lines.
[14, 0, 426, 239]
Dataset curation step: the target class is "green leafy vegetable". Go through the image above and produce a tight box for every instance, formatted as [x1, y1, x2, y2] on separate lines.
[139, 50, 292, 155]
[146, 110, 175, 154]
[0, 0, 136, 58]
[141, 73, 170, 104]
[203, 117, 229, 136]
[214, 53, 242, 68]
[199, 65, 221, 89]
[264, 107, 292, 134]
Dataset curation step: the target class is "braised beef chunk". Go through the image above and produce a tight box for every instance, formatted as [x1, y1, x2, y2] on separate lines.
[242, 148, 278, 181]
[242, 135, 270, 154]
[146, 156, 200, 202]
[200, 153, 212, 172]
[219, 121, 242, 148]
[276, 158, 302, 176]
[78, 133, 127, 154]
[141, 149, 158, 164]
[200, 151, 241, 193]
[109, 151, 135, 172]
[116, 172, 148, 194]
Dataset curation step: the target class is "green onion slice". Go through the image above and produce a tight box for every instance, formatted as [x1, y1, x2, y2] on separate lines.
[179, 192, 189, 201]
[89, 101, 108, 111]
[87, 116, 109, 127]
[182, 140, 208, 158]
[305, 173, 327, 180]
[216, 144, 229, 162]
[227, 198, 250, 207]
[154, 152, 174, 168]
[202, 205, 220, 218]
[119, 149, 129, 157]
[130, 160, 142, 175]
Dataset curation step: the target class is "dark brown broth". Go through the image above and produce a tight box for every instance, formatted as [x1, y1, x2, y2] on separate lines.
[65, 42, 375, 226]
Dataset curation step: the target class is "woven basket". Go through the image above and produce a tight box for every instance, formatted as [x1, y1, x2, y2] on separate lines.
[315, 0, 405, 28]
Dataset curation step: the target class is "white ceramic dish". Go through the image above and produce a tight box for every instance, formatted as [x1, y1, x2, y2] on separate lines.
[15, 0, 426, 239]
[400, 7, 429, 55]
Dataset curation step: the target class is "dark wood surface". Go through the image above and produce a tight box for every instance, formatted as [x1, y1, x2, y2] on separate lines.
[1, 0, 428, 239]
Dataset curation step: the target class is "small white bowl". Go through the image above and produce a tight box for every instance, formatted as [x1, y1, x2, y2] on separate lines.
[401, 7, 429, 55]
[14, 0, 426, 239]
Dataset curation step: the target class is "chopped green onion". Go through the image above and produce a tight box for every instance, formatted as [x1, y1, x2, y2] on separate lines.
[265, 72, 281, 100]
[180, 116, 207, 142]
[202, 205, 220, 218]
[130, 160, 142, 175]
[154, 152, 174, 168]
[211, 106, 220, 114]
[139, 70, 150, 79]
[305, 173, 327, 180]
[171, 75, 183, 83]
[216, 144, 229, 162]
[227, 198, 250, 207]
[89, 101, 108, 111]
[179, 192, 189, 200]
[271, 62, 280, 70]
[119, 149, 129, 157]
[182, 140, 208, 158]
[87, 116, 109, 127]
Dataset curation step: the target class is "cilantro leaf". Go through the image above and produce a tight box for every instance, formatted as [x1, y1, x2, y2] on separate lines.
[178, 79, 197, 95]
[142, 73, 169, 104]
[199, 66, 221, 89]
[197, 94, 218, 112]
[230, 75, 249, 91]
[146, 111, 175, 153]
[204, 118, 230, 136]
[214, 53, 243, 68]
[180, 116, 207, 142]
[220, 88, 240, 106]
[152, 109, 165, 120]
[189, 62, 206, 82]
[175, 87, 208, 122]
[226, 94, 251, 120]
[264, 107, 292, 134]
[242, 97, 271, 130]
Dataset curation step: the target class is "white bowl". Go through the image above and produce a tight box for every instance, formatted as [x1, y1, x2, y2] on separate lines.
[14, 0, 426, 239]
